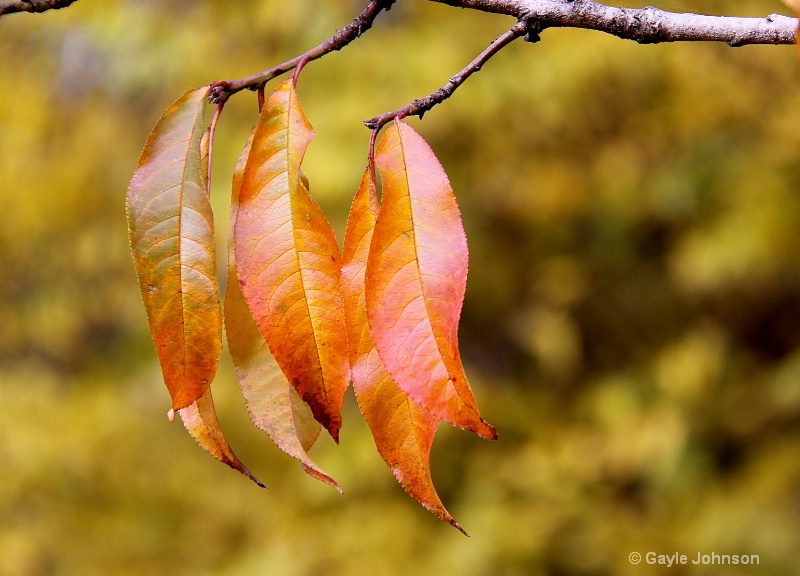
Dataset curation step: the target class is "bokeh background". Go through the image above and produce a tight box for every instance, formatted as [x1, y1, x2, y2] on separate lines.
[2, 0, 799, 574]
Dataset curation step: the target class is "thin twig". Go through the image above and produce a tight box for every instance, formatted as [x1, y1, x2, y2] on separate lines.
[364, 0, 797, 130]
[210, 0, 395, 104]
[0, 0, 77, 17]
[427, 0, 798, 47]
[364, 21, 528, 131]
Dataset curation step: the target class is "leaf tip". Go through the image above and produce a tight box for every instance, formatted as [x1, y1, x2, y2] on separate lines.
[300, 463, 343, 493]
[451, 520, 469, 537]
[321, 416, 341, 445]
[479, 419, 498, 441]
[418, 491, 469, 535]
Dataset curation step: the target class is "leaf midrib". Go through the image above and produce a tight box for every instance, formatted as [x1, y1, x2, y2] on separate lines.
[283, 89, 329, 405]
[176, 96, 206, 392]
[395, 127, 469, 406]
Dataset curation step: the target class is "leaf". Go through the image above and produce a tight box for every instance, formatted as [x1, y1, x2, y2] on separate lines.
[225, 131, 341, 492]
[366, 121, 496, 440]
[783, 0, 800, 59]
[178, 388, 264, 487]
[782, 0, 800, 14]
[126, 86, 223, 411]
[342, 167, 465, 533]
[235, 79, 350, 442]
[128, 88, 258, 485]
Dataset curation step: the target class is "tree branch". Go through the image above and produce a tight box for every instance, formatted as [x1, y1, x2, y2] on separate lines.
[364, 1, 797, 131]
[427, 0, 797, 47]
[364, 21, 528, 130]
[0, 0, 77, 17]
[210, 0, 395, 105]
[209, 0, 798, 124]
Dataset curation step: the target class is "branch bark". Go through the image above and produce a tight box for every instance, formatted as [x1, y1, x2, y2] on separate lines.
[0, 0, 77, 17]
[364, 21, 528, 130]
[209, 0, 395, 104]
[427, 0, 798, 47]
[362, 0, 797, 129]
[210, 0, 797, 114]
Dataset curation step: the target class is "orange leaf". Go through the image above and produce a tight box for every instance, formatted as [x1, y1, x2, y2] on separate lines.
[126, 86, 222, 411]
[226, 132, 341, 492]
[342, 167, 465, 533]
[366, 121, 496, 440]
[781, 0, 800, 14]
[177, 388, 263, 487]
[234, 79, 350, 442]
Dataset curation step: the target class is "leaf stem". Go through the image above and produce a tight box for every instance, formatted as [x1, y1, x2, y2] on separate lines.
[210, 0, 395, 104]
[206, 103, 224, 197]
[292, 55, 311, 87]
[368, 127, 379, 190]
[363, 21, 527, 131]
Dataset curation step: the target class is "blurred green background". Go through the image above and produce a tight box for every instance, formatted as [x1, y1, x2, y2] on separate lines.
[2, 1, 800, 574]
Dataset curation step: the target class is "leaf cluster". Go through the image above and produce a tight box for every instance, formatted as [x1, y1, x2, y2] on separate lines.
[126, 78, 496, 531]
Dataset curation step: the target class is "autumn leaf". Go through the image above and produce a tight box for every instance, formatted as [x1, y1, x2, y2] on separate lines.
[126, 86, 222, 411]
[226, 131, 341, 492]
[342, 166, 465, 533]
[234, 79, 350, 442]
[781, 0, 800, 14]
[781, 0, 800, 58]
[366, 120, 496, 440]
[177, 388, 263, 487]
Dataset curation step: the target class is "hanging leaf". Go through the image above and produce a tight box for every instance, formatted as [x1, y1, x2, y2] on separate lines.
[177, 388, 263, 487]
[235, 79, 350, 442]
[226, 131, 341, 492]
[342, 167, 465, 533]
[126, 86, 222, 411]
[781, 0, 800, 60]
[366, 121, 496, 440]
[781, 0, 800, 14]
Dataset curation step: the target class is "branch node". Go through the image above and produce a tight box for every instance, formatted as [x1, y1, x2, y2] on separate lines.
[523, 18, 543, 43]
[208, 81, 230, 105]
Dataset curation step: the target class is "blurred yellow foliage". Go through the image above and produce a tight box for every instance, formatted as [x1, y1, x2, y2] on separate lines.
[1, 1, 799, 575]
